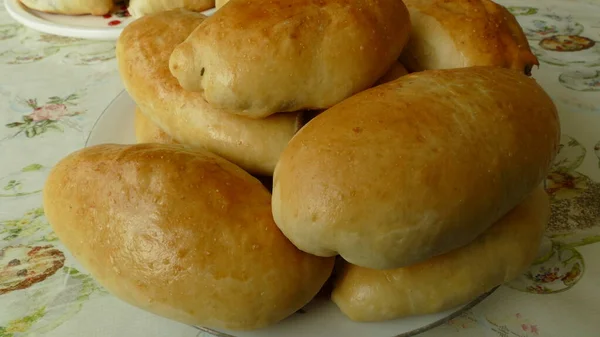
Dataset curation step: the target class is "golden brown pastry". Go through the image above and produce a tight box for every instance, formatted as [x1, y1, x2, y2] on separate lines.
[116, 9, 304, 176]
[332, 186, 549, 322]
[169, 0, 412, 118]
[215, 0, 229, 9]
[272, 66, 560, 270]
[133, 107, 178, 144]
[133, 108, 274, 191]
[375, 61, 410, 86]
[19, 0, 113, 15]
[128, 0, 215, 18]
[43, 143, 335, 331]
[399, 0, 538, 74]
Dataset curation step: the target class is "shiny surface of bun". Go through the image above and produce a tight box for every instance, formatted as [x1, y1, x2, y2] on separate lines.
[43, 143, 335, 331]
[19, 0, 113, 15]
[169, 0, 412, 118]
[272, 66, 560, 270]
[128, 0, 215, 17]
[400, 0, 538, 74]
[332, 186, 549, 321]
[116, 9, 304, 176]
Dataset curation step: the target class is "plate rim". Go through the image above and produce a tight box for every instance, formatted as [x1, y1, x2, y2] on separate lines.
[196, 287, 499, 337]
[4, 0, 127, 40]
[85, 89, 129, 147]
[87, 90, 499, 337]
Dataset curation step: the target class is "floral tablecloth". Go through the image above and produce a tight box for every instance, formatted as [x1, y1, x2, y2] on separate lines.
[1, 0, 599, 336]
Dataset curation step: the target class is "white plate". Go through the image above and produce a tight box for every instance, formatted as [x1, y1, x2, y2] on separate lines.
[4, 0, 216, 40]
[86, 90, 498, 337]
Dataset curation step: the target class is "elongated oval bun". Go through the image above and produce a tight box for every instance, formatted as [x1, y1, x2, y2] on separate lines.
[131, 59, 406, 147]
[332, 185, 549, 322]
[19, 0, 113, 15]
[169, 0, 412, 118]
[128, 0, 215, 18]
[43, 143, 335, 331]
[400, 0, 538, 74]
[272, 66, 560, 270]
[134, 107, 177, 144]
[133, 109, 276, 191]
[116, 9, 305, 176]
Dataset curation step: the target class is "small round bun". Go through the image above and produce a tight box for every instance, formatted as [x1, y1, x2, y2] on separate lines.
[134, 107, 178, 144]
[43, 143, 335, 331]
[272, 67, 559, 270]
[331, 185, 549, 321]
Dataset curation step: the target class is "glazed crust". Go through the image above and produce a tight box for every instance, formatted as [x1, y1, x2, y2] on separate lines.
[116, 9, 305, 176]
[332, 186, 549, 321]
[43, 143, 334, 331]
[272, 66, 560, 270]
[400, 0, 538, 74]
[169, 0, 412, 118]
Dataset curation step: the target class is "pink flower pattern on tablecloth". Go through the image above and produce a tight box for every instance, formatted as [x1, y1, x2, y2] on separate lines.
[27, 104, 68, 122]
[4, 94, 85, 138]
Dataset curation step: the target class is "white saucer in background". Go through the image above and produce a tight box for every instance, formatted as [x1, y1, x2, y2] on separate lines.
[3, 0, 216, 41]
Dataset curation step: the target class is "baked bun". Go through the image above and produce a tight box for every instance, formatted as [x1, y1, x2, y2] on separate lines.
[116, 9, 304, 176]
[43, 143, 335, 331]
[332, 185, 549, 321]
[19, 0, 113, 15]
[272, 66, 560, 270]
[375, 61, 410, 86]
[169, 0, 412, 118]
[128, 0, 215, 18]
[133, 108, 275, 192]
[134, 107, 178, 144]
[215, 0, 229, 9]
[400, 0, 538, 74]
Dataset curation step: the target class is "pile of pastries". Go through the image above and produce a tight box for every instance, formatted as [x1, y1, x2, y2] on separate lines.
[43, 0, 561, 332]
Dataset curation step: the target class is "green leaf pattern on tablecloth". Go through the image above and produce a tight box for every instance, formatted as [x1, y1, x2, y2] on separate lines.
[0, 306, 46, 337]
[0, 13, 117, 65]
[1, 1, 600, 337]
[0, 164, 47, 198]
[0, 23, 24, 41]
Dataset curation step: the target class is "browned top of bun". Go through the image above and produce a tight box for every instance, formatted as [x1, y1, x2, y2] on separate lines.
[169, 0, 412, 118]
[43, 144, 334, 331]
[401, 0, 538, 74]
[272, 66, 560, 270]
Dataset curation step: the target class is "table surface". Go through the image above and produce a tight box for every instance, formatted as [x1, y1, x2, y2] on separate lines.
[1, 0, 599, 336]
